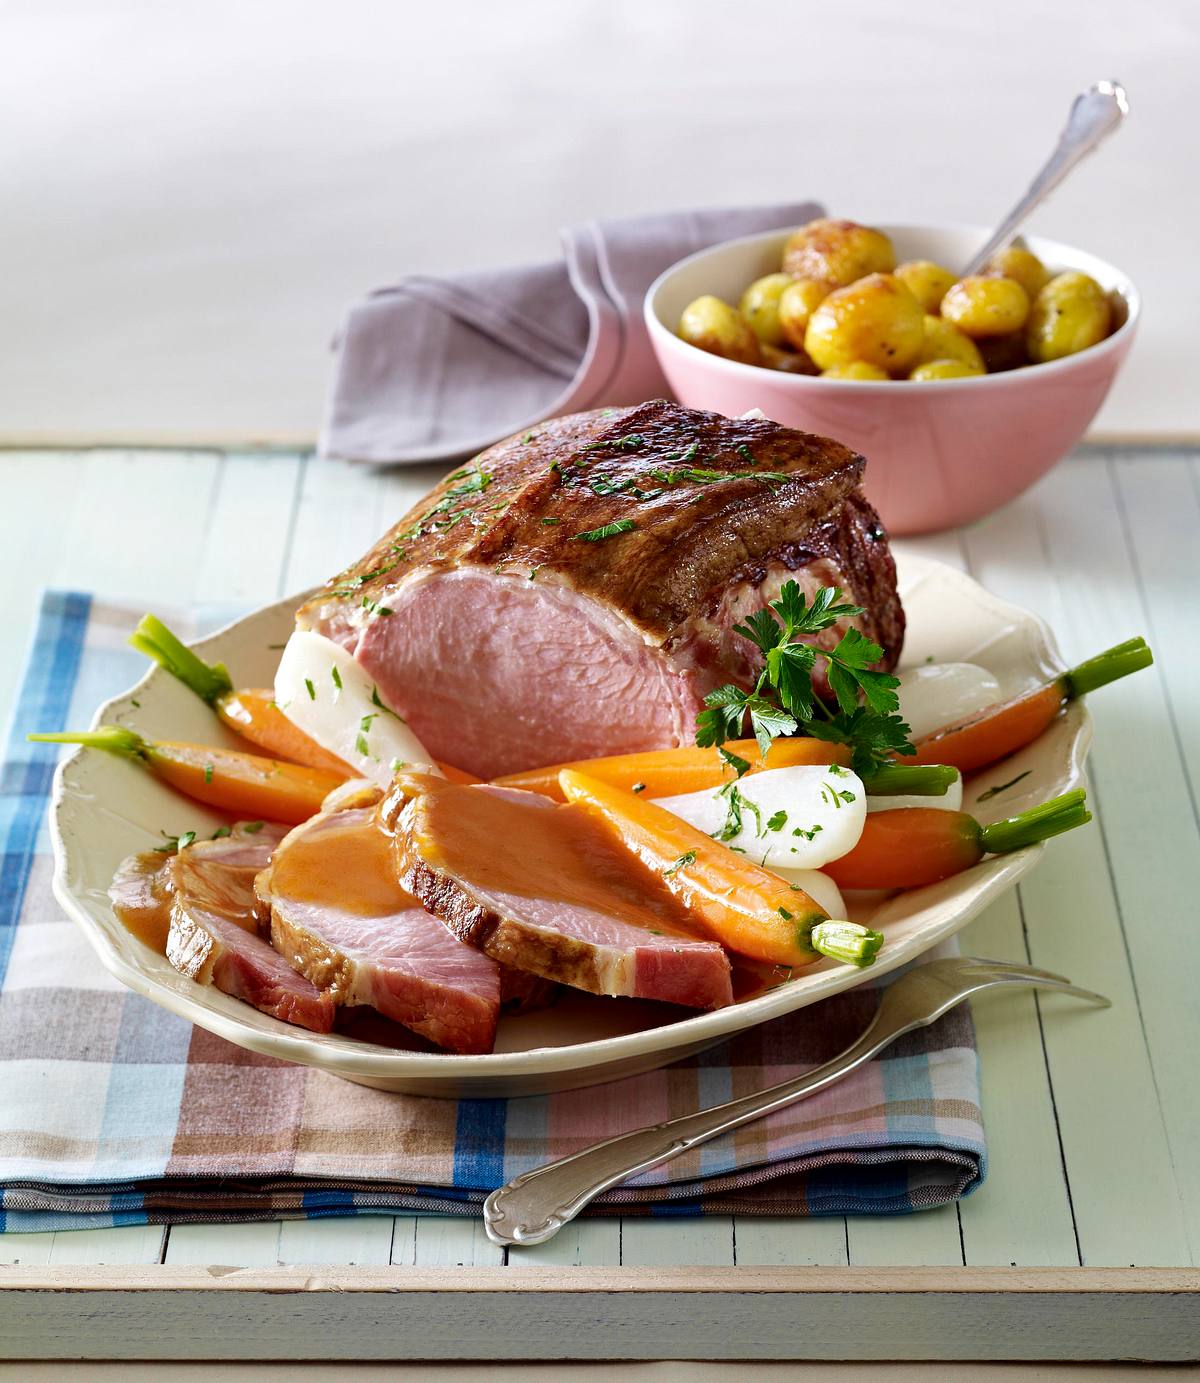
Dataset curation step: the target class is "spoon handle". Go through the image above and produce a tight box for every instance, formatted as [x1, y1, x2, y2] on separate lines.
[962, 80, 1128, 277]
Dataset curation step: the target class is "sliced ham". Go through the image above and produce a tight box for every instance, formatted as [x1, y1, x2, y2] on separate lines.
[389, 778, 733, 1010]
[110, 823, 335, 1034]
[256, 806, 504, 1055]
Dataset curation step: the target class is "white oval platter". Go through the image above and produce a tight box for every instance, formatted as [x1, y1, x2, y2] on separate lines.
[46, 555, 1089, 1097]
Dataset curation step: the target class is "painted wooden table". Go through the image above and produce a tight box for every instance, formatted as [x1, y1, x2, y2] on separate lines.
[0, 442, 1197, 1360]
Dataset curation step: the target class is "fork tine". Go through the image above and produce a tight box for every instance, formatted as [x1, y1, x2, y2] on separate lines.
[1008, 976, 1112, 1007]
[957, 956, 1076, 987]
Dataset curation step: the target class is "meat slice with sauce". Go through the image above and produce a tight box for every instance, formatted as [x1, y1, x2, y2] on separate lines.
[295, 399, 904, 778]
[110, 823, 336, 1033]
[389, 777, 733, 1010]
[255, 803, 505, 1055]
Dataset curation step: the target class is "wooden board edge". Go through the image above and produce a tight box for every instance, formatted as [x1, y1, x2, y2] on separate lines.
[1, 1264, 1197, 1292]
[2, 1270, 1198, 1362]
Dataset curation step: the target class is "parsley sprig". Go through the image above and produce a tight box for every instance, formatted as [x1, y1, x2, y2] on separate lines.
[695, 582, 914, 776]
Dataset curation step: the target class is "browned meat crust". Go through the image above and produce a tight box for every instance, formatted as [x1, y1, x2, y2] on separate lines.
[297, 399, 904, 667]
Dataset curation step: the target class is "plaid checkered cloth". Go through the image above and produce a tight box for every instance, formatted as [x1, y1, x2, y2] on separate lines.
[0, 592, 987, 1231]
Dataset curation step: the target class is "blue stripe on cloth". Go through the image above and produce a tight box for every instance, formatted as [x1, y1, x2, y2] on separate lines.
[452, 1100, 508, 1188]
[0, 591, 91, 991]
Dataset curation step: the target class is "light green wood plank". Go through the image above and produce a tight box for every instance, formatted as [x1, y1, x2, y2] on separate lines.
[163, 1222, 281, 1266]
[0, 454, 85, 734]
[194, 451, 305, 604]
[618, 1218, 735, 1266]
[46, 1225, 166, 1265]
[847, 1205, 963, 1266]
[733, 1217, 849, 1267]
[52, 451, 222, 602]
[0, 1232, 56, 1266]
[1035, 456, 1199, 1264]
[411, 1216, 504, 1267]
[389, 1217, 419, 1265]
[506, 1220, 621, 1268]
[280, 456, 390, 594]
[275, 1216, 395, 1266]
[963, 464, 1194, 1265]
[957, 892, 1079, 1266]
[1112, 454, 1200, 815]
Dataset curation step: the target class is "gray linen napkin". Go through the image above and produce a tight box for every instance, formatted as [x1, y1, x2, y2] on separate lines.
[319, 201, 823, 465]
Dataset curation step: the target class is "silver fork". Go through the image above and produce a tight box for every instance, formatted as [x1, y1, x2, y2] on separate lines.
[483, 956, 1109, 1248]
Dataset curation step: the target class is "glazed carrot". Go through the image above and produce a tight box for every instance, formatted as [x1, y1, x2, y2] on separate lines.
[910, 639, 1153, 773]
[215, 688, 354, 776]
[823, 790, 1091, 890]
[497, 740, 955, 802]
[28, 726, 342, 824]
[558, 768, 882, 968]
[497, 738, 850, 801]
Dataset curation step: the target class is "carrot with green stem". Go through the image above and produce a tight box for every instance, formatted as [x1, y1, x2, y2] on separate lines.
[558, 768, 883, 968]
[823, 789, 1091, 890]
[129, 614, 479, 782]
[496, 740, 956, 802]
[129, 615, 353, 775]
[28, 726, 342, 824]
[909, 639, 1152, 773]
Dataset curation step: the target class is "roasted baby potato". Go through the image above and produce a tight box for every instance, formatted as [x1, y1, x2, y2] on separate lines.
[739, 273, 794, 347]
[761, 341, 819, 374]
[984, 246, 1051, 303]
[894, 260, 958, 315]
[804, 273, 925, 374]
[910, 359, 980, 381]
[778, 278, 832, 351]
[913, 315, 985, 373]
[821, 361, 890, 380]
[678, 295, 762, 365]
[782, 218, 896, 288]
[1025, 271, 1113, 363]
[941, 275, 1030, 338]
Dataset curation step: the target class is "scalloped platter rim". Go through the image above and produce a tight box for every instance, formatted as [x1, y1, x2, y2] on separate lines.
[46, 555, 1090, 1097]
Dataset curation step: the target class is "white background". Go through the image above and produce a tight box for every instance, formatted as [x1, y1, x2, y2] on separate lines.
[3, 0, 1196, 445]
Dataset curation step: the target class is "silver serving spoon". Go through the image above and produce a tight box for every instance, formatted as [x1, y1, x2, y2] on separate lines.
[483, 956, 1109, 1248]
[962, 79, 1129, 276]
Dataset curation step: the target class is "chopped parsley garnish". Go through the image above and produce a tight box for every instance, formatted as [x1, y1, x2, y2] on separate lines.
[793, 824, 823, 842]
[573, 519, 638, 542]
[370, 685, 403, 721]
[211, 825, 232, 839]
[736, 444, 756, 464]
[304, 678, 316, 701]
[766, 809, 787, 832]
[203, 763, 213, 785]
[153, 829, 196, 854]
[528, 566, 541, 581]
[777, 906, 794, 921]
[821, 782, 857, 810]
[540, 516, 561, 525]
[718, 746, 752, 778]
[695, 580, 914, 776]
[330, 666, 343, 699]
[663, 850, 697, 878]
[242, 821, 264, 834]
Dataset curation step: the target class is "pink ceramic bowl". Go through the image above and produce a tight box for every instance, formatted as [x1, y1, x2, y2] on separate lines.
[645, 223, 1139, 535]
